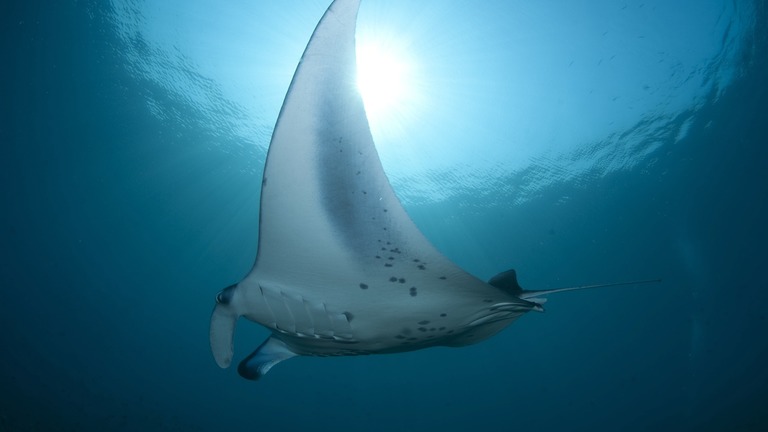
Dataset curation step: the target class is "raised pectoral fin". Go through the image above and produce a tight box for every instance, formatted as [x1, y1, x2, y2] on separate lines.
[238, 337, 298, 381]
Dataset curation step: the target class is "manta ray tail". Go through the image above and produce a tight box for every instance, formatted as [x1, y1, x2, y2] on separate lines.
[489, 269, 661, 304]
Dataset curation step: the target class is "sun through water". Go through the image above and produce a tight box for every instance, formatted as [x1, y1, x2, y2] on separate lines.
[355, 34, 424, 144]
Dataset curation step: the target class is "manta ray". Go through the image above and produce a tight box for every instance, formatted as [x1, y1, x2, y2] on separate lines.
[209, 0, 658, 380]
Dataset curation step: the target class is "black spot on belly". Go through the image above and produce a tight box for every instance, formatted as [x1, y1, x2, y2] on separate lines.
[417, 264, 426, 270]
[359, 283, 369, 290]
[418, 320, 430, 325]
[388, 256, 394, 260]
[389, 277, 398, 282]
[439, 276, 447, 280]
[409, 287, 417, 297]
[413, 258, 420, 263]
[375, 255, 381, 259]
[262, 177, 268, 186]
[384, 263, 393, 267]
[398, 278, 406, 283]
[440, 313, 447, 317]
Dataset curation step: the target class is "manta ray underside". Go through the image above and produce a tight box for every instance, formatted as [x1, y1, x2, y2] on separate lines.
[208, 0, 659, 380]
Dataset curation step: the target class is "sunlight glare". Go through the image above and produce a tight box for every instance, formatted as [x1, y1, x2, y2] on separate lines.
[356, 39, 419, 135]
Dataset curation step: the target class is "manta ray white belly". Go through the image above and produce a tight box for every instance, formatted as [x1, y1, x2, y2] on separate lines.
[208, 0, 658, 381]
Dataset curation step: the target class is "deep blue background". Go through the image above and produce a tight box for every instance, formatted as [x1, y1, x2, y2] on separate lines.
[2, 1, 767, 431]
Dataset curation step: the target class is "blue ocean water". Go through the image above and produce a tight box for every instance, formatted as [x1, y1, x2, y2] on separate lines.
[2, 0, 767, 431]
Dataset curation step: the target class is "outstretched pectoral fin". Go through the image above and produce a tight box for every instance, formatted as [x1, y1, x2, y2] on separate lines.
[238, 337, 298, 380]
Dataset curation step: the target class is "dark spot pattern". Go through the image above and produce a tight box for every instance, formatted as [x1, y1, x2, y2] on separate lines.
[417, 264, 426, 270]
[439, 276, 447, 280]
[384, 263, 393, 267]
[388, 256, 394, 260]
[409, 287, 417, 297]
[375, 255, 381, 259]
[440, 313, 447, 317]
[389, 277, 398, 282]
[417, 327, 427, 332]
[398, 278, 406, 283]
[359, 283, 368, 290]
[418, 320, 430, 325]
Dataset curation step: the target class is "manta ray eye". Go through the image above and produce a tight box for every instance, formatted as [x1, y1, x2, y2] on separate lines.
[216, 284, 237, 305]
